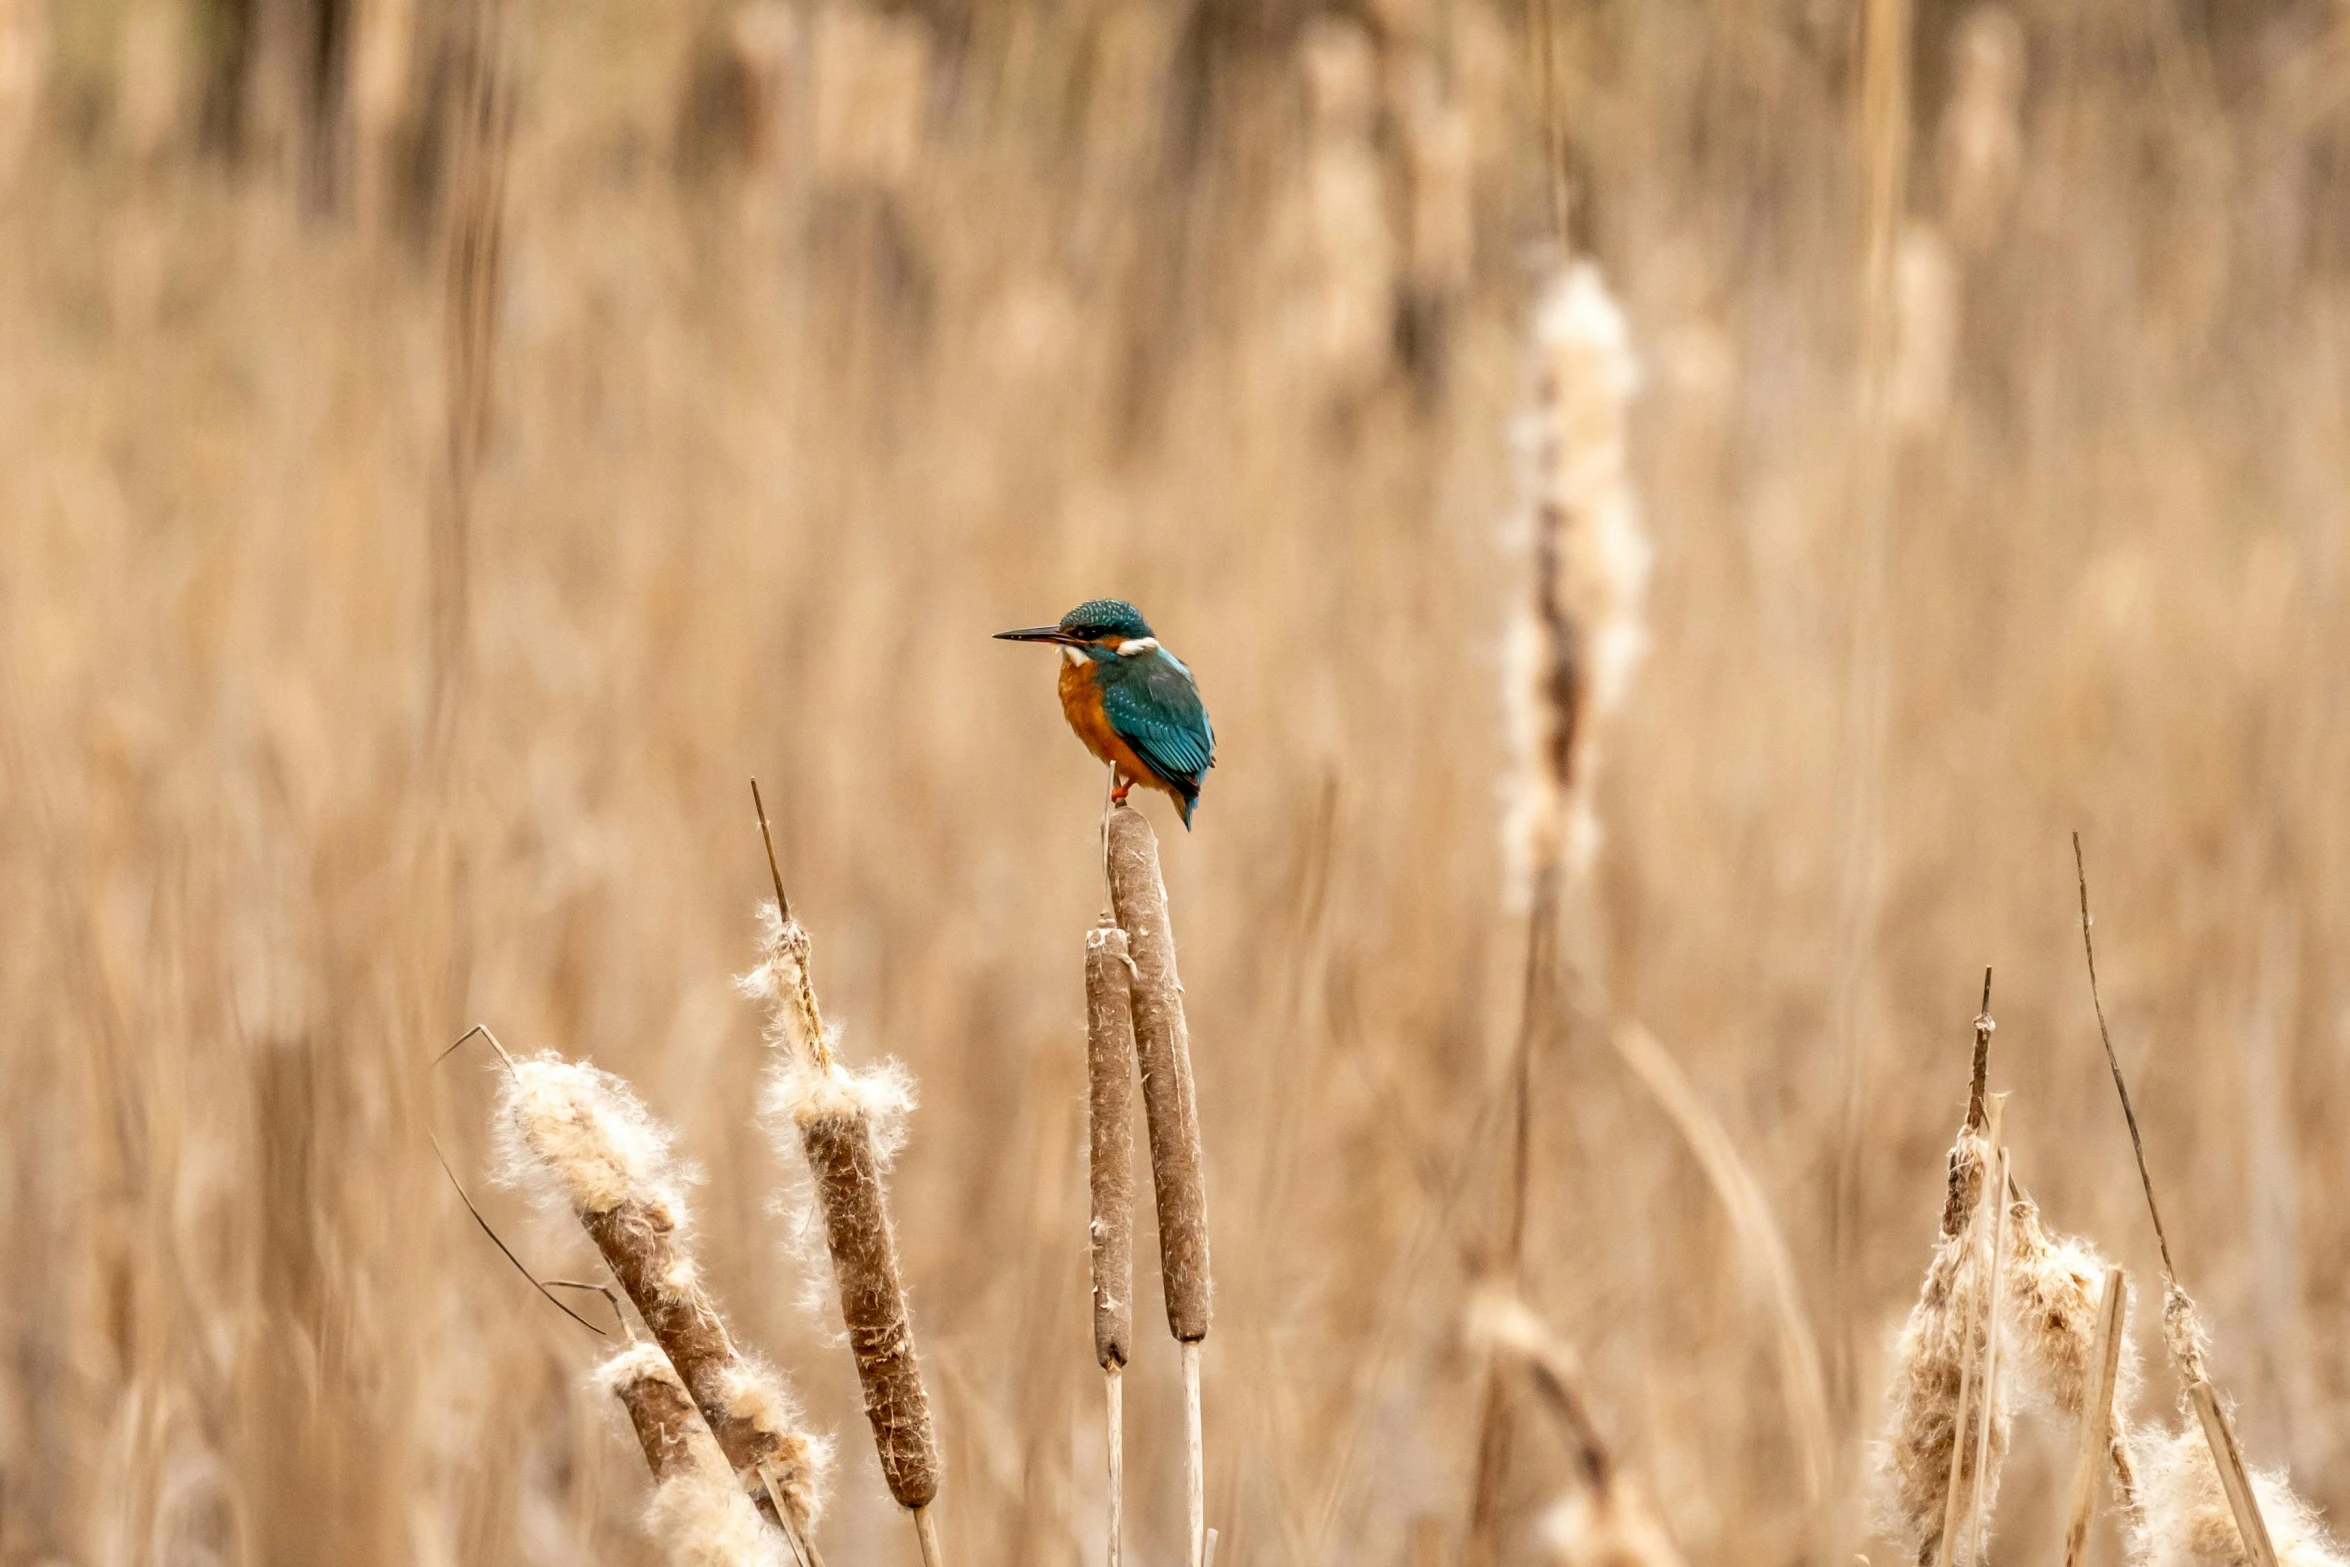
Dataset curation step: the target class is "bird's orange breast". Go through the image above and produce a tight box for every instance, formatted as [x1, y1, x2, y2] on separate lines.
[1059, 658, 1152, 780]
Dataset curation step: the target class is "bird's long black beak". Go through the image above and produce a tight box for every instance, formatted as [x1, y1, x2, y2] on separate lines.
[994, 625, 1077, 644]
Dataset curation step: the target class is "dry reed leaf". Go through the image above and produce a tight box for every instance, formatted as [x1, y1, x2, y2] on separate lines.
[1609, 1021, 1828, 1505]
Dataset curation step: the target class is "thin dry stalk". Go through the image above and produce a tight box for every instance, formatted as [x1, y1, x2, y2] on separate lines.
[1086, 921, 1137, 1567]
[743, 793, 944, 1552]
[1610, 1020, 1829, 1504]
[496, 1054, 829, 1540]
[2061, 1266, 2127, 1567]
[2074, 835, 2275, 1563]
[1104, 801, 1211, 1566]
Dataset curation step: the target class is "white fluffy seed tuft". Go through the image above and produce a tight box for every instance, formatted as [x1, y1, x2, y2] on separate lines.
[2133, 1420, 2347, 1567]
[494, 1052, 691, 1220]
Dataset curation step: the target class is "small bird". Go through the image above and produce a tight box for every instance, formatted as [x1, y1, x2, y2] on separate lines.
[996, 599, 1216, 828]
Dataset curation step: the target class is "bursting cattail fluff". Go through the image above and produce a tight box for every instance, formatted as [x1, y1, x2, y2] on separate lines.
[742, 901, 943, 1514]
[1877, 1127, 2012, 1565]
[2002, 1187, 2140, 1511]
[600, 1345, 798, 1567]
[496, 1053, 831, 1534]
[2133, 1421, 2347, 1567]
[1502, 261, 1652, 903]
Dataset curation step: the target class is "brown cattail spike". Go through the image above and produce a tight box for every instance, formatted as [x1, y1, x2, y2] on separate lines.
[497, 1056, 830, 1537]
[800, 1107, 940, 1509]
[1104, 802, 1211, 1342]
[743, 898, 943, 1526]
[1085, 923, 1138, 1370]
[600, 1345, 804, 1567]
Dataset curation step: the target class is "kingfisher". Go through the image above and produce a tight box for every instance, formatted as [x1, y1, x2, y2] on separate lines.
[995, 599, 1216, 828]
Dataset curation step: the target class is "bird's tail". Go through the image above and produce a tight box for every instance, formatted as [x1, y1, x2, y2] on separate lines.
[1178, 794, 1196, 831]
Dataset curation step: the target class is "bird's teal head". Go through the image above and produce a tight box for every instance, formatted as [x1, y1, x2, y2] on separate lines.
[993, 599, 1157, 657]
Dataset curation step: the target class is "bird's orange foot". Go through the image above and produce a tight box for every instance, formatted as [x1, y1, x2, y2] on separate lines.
[1111, 778, 1133, 804]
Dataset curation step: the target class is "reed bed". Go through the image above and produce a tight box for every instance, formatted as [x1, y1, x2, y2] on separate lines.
[10, 3, 2350, 1565]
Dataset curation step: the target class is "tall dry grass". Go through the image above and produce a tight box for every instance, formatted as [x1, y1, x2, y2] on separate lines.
[5, 1, 2350, 1564]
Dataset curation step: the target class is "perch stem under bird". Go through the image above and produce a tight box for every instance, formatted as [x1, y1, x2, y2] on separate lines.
[1105, 801, 1213, 1567]
[996, 599, 1216, 830]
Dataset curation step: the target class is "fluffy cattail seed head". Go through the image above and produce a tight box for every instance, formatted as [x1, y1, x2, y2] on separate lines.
[599, 1346, 799, 1567]
[2133, 1421, 2346, 1567]
[1502, 261, 1651, 903]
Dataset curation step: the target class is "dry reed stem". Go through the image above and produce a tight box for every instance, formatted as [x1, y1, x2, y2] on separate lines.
[1085, 923, 1137, 1371]
[2061, 1266, 2127, 1567]
[1104, 802, 1211, 1341]
[1610, 1020, 1829, 1504]
[2076, 836, 2276, 1561]
[497, 1056, 829, 1537]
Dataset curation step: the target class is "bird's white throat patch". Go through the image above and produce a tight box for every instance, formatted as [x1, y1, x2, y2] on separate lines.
[1116, 637, 1159, 656]
[1061, 645, 1087, 666]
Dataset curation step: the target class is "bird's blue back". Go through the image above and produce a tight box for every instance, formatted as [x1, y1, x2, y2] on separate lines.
[1091, 645, 1215, 814]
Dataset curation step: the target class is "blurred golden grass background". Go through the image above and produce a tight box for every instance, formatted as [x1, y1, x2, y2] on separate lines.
[3, 0, 2348, 1561]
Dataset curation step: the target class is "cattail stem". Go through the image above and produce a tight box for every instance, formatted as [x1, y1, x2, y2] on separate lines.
[914, 1503, 943, 1567]
[2060, 1265, 2126, 1567]
[1105, 1369, 1125, 1567]
[1184, 1341, 1205, 1567]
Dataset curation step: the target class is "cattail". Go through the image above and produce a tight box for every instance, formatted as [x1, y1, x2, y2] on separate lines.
[495, 1053, 831, 1538]
[1104, 801, 1212, 1567]
[2132, 1418, 2347, 1567]
[1877, 1110, 2011, 1566]
[600, 1344, 799, 1567]
[1468, 1291, 1687, 1567]
[1501, 259, 1650, 904]
[2002, 1189, 2140, 1516]
[1085, 921, 1138, 1567]
[741, 894, 944, 1557]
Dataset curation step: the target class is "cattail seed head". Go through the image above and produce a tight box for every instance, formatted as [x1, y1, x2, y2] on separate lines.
[496, 1053, 828, 1533]
[1877, 1127, 2012, 1565]
[1104, 803, 1212, 1343]
[600, 1346, 799, 1567]
[745, 899, 942, 1513]
[1085, 923, 1138, 1371]
[2001, 1188, 2139, 1508]
[1502, 260, 1651, 904]
[2134, 1422, 2347, 1567]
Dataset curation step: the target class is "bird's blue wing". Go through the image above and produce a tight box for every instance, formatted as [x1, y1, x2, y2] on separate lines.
[1100, 650, 1215, 796]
